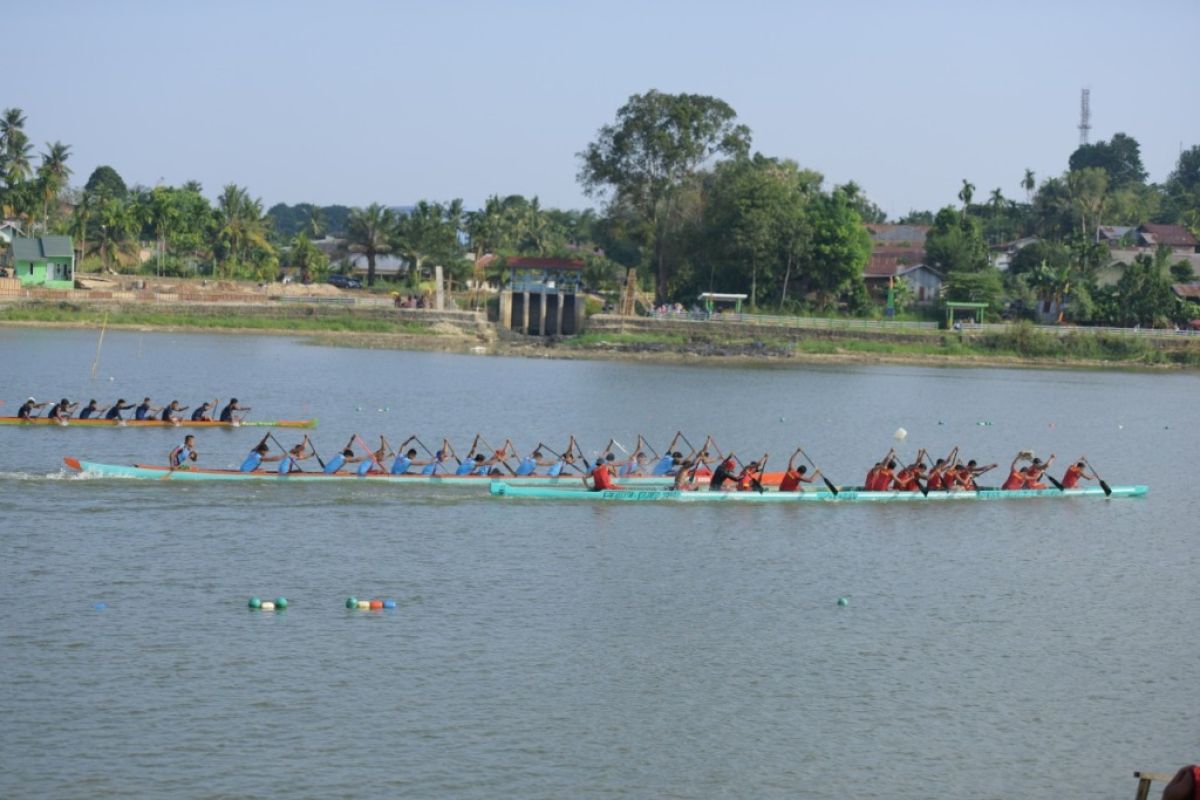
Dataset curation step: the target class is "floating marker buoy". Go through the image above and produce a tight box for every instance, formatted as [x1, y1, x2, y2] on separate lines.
[384, 407, 390, 412]
[93, 602, 107, 610]
[356, 600, 370, 610]
[938, 421, 944, 425]
[383, 599, 396, 609]
[369, 599, 383, 610]
[837, 597, 849, 607]
[248, 596, 262, 609]
[274, 597, 288, 610]
[345, 596, 358, 609]
[260, 601, 275, 611]
[356, 406, 363, 412]
[779, 416, 785, 422]
[1118, 424, 1124, 429]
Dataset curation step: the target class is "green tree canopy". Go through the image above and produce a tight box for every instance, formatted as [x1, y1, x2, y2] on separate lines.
[924, 207, 988, 274]
[800, 188, 871, 308]
[578, 90, 751, 302]
[1068, 132, 1147, 189]
[345, 203, 396, 287]
[84, 165, 128, 202]
[1008, 240, 1070, 275]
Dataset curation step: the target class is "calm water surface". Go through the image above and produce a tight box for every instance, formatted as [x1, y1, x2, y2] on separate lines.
[0, 328, 1196, 799]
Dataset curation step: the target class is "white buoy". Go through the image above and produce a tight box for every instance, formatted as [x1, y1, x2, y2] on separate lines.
[893, 427, 907, 441]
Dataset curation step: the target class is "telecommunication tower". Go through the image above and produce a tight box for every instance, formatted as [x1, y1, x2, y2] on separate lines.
[1078, 88, 1091, 146]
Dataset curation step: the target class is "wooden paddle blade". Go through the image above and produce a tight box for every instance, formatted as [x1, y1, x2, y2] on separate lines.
[822, 476, 839, 496]
[1099, 478, 1112, 496]
[1047, 474, 1064, 491]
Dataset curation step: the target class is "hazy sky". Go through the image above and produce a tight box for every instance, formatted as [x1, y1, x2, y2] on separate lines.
[11, 0, 1199, 218]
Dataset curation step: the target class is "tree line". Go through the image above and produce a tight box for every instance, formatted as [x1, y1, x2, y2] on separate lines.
[2, 96, 1198, 325]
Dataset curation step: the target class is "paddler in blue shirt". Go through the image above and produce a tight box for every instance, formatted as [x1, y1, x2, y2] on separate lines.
[514, 445, 559, 476]
[239, 436, 285, 472]
[355, 437, 390, 476]
[169, 435, 197, 469]
[78, 399, 107, 419]
[278, 441, 313, 474]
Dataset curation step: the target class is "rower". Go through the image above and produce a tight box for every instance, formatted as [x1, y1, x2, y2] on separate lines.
[583, 453, 619, 491]
[324, 448, 364, 475]
[619, 451, 649, 477]
[357, 438, 389, 476]
[709, 455, 740, 491]
[219, 398, 249, 423]
[278, 442, 312, 474]
[48, 398, 77, 422]
[924, 447, 957, 491]
[390, 448, 425, 475]
[78, 399, 108, 420]
[191, 400, 216, 422]
[736, 454, 769, 491]
[652, 451, 684, 476]
[1001, 453, 1028, 490]
[1059, 458, 1096, 489]
[161, 401, 188, 423]
[515, 447, 556, 476]
[17, 397, 48, 419]
[892, 459, 926, 492]
[239, 441, 283, 472]
[1022, 455, 1055, 490]
[778, 448, 820, 492]
[864, 448, 895, 490]
[134, 397, 160, 421]
[871, 459, 897, 492]
[105, 399, 135, 421]
[169, 435, 197, 469]
[673, 457, 704, 490]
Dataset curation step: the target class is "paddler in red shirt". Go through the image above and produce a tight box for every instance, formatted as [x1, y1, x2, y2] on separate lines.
[1058, 458, 1096, 489]
[1022, 455, 1055, 489]
[871, 459, 898, 492]
[735, 454, 769, 492]
[583, 453, 619, 491]
[1001, 453, 1028, 490]
[892, 454, 927, 492]
[779, 448, 820, 492]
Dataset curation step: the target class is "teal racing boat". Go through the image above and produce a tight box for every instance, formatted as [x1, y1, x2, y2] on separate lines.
[488, 481, 1148, 503]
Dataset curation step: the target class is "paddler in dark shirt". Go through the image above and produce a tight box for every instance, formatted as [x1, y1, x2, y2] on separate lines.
[78, 399, 108, 419]
[710, 455, 740, 490]
[104, 399, 135, 421]
[161, 400, 188, 422]
[48, 398, 78, 421]
[219, 398, 249, 423]
[191, 400, 216, 422]
[135, 397, 160, 421]
[18, 397, 48, 419]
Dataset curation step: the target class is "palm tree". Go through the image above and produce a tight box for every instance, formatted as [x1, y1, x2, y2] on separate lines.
[214, 184, 272, 277]
[305, 205, 325, 239]
[1022, 168, 1036, 203]
[989, 188, 1005, 245]
[93, 197, 137, 270]
[958, 179, 975, 214]
[37, 141, 72, 229]
[345, 203, 395, 287]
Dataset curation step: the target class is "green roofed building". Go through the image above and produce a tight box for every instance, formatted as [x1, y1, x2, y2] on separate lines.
[11, 236, 75, 289]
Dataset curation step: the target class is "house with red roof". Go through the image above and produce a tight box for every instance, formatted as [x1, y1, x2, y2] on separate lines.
[863, 224, 941, 305]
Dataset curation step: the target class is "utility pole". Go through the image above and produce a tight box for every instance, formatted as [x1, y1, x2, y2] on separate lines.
[1078, 88, 1091, 147]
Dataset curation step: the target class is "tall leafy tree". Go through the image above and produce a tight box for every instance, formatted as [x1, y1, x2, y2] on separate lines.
[924, 207, 988, 274]
[799, 188, 871, 309]
[84, 165, 128, 202]
[1066, 167, 1108, 239]
[345, 203, 396, 287]
[1068, 132, 1147, 189]
[214, 184, 274, 278]
[393, 200, 465, 289]
[578, 90, 751, 302]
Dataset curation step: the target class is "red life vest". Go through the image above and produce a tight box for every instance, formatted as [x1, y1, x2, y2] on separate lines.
[1060, 464, 1083, 489]
[1001, 469, 1025, 490]
[926, 470, 944, 490]
[590, 463, 614, 491]
[779, 469, 802, 492]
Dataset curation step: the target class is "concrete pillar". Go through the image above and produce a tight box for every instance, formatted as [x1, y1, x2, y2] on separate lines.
[555, 292, 564, 337]
[539, 292, 547, 337]
[522, 291, 530, 334]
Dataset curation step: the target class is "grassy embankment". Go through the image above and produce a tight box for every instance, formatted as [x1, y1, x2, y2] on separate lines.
[0, 304, 436, 335]
[569, 325, 1200, 367]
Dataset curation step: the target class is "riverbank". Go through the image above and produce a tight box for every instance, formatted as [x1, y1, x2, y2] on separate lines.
[3, 301, 1197, 369]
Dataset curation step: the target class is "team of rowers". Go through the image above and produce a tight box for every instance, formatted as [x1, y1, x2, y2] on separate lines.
[16, 396, 250, 423]
[163, 430, 1102, 493]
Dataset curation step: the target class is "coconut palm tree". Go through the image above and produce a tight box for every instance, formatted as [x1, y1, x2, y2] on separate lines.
[93, 197, 138, 271]
[37, 141, 72, 229]
[989, 188, 1005, 245]
[345, 203, 395, 287]
[958, 179, 975, 215]
[1021, 168, 1036, 203]
[214, 184, 272, 277]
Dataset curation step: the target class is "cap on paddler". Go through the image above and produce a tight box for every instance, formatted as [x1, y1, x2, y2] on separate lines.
[27, 396, 36, 402]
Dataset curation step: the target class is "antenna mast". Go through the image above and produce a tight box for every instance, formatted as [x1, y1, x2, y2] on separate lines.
[1078, 88, 1091, 146]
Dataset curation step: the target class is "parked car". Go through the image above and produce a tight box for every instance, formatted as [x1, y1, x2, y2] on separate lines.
[327, 275, 363, 289]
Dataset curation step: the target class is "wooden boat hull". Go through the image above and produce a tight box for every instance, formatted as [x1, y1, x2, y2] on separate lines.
[4, 417, 316, 428]
[489, 481, 1148, 502]
[62, 458, 680, 486]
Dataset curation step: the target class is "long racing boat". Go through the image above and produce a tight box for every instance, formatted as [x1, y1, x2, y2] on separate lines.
[62, 458, 682, 486]
[489, 481, 1148, 503]
[4, 417, 316, 428]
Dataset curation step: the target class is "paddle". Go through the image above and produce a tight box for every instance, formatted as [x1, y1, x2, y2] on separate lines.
[305, 434, 326, 470]
[1083, 457, 1113, 496]
[410, 435, 441, 472]
[750, 454, 768, 494]
[355, 434, 386, 474]
[264, 431, 301, 471]
[1045, 470, 1065, 491]
[797, 445, 839, 496]
[479, 435, 516, 476]
[891, 430, 928, 496]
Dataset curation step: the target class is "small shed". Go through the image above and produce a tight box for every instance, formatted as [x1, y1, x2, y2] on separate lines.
[698, 292, 748, 314]
[11, 236, 75, 289]
[945, 301, 987, 327]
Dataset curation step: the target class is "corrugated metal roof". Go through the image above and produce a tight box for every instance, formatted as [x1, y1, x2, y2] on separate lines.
[1139, 224, 1197, 247]
[1172, 283, 1200, 299]
[11, 236, 74, 262]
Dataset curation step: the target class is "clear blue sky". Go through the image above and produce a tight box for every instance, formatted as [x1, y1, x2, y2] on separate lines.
[12, 0, 1199, 218]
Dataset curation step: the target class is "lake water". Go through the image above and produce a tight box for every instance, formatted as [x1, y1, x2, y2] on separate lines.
[0, 328, 1196, 799]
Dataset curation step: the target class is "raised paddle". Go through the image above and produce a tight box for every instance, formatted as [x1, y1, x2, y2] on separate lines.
[267, 432, 306, 472]
[305, 434, 326, 470]
[1083, 457, 1112, 496]
[796, 445, 839, 496]
[354, 434, 386, 473]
